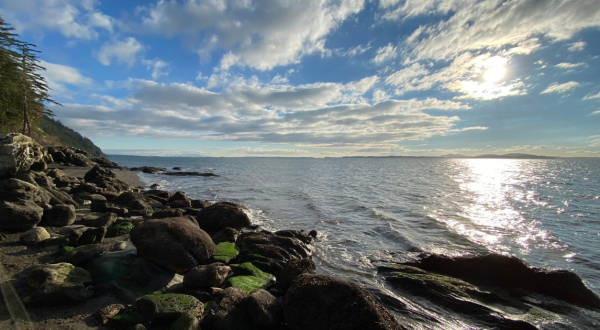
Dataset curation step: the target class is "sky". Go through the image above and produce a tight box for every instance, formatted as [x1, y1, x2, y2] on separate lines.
[1, 0, 600, 157]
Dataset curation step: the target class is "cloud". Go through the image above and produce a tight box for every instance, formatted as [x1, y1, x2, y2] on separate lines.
[133, 0, 365, 71]
[568, 41, 586, 52]
[371, 43, 397, 65]
[39, 60, 93, 97]
[0, 0, 113, 39]
[332, 43, 372, 58]
[97, 37, 145, 66]
[142, 58, 169, 80]
[540, 81, 580, 94]
[381, 0, 600, 62]
[51, 76, 473, 147]
[555, 62, 588, 69]
[590, 110, 600, 115]
[583, 91, 600, 100]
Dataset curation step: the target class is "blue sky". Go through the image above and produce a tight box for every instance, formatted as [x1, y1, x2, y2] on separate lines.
[1, 0, 600, 157]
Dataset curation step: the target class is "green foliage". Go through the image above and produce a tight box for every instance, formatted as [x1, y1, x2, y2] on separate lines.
[0, 15, 59, 135]
[38, 116, 105, 157]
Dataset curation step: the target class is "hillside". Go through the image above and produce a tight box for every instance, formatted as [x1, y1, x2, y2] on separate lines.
[34, 116, 105, 157]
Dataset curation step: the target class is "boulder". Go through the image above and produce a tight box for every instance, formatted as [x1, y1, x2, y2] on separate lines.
[0, 200, 43, 232]
[191, 199, 211, 208]
[0, 178, 52, 205]
[92, 212, 117, 227]
[91, 157, 120, 168]
[247, 289, 283, 330]
[70, 227, 107, 246]
[90, 176, 130, 192]
[169, 191, 189, 202]
[0, 133, 46, 179]
[280, 258, 316, 290]
[171, 312, 200, 330]
[212, 227, 240, 244]
[213, 241, 240, 263]
[41, 204, 76, 226]
[90, 201, 128, 215]
[283, 275, 402, 330]
[238, 231, 311, 259]
[95, 304, 126, 326]
[212, 287, 253, 330]
[196, 202, 252, 232]
[226, 263, 275, 292]
[20, 227, 51, 245]
[275, 229, 314, 244]
[115, 191, 154, 212]
[55, 244, 103, 266]
[130, 217, 216, 272]
[25, 263, 93, 306]
[84, 165, 116, 182]
[183, 264, 231, 289]
[152, 208, 185, 219]
[130, 166, 166, 174]
[169, 199, 192, 208]
[136, 293, 203, 321]
[106, 222, 134, 238]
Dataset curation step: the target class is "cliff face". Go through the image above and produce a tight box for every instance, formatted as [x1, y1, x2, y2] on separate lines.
[34, 116, 105, 157]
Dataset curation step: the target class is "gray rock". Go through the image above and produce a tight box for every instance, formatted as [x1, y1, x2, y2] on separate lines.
[183, 264, 231, 289]
[0, 200, 43, 232]
[130, 217, 216, 273]
[92, 212, 117, 227]
[20, 227, 50, 245]
[247, 289, 283, 330]
[41, 204, 76, 226]
[84, 165, 116, 182]
[0, 133, 47, 179]
[25, 263, 93, 306]
[152, 208, 185, 219]
[112, 241, 128, 251]
[0, 178, 52, 205]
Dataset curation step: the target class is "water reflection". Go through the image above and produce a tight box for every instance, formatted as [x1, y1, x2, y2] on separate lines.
[432, 159, 560, 255]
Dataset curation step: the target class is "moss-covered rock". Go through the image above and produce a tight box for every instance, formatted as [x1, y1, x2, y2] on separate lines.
[213, 242, 240, 263]
[170, 312, 199, 330]
[106, 221, 134, 237]
[230, 262, 275, 282]
[25, 263, 93, 306]
[136, 293, 203, 321]
[226, 276, 269, 293]
[108, 313, 144, 330]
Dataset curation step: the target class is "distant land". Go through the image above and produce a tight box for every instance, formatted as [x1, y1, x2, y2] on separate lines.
[337, 153, 557, 159]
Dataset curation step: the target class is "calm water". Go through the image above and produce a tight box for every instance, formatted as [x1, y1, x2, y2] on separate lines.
[110, 156, 600, 327]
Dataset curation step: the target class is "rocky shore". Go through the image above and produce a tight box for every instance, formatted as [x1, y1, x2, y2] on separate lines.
[0, 133, 403, 330]
[2, 133, 600, 330]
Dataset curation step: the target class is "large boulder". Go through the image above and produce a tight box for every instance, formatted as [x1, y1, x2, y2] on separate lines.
[183, 263, 231, 289]
[84, 165, 116, 182]
[41, 204, 76, 226]
[0, 200, 44, 232]
[25, 263, 93, 306]
[283, 275, 402, 330]
[55, 244, 103, 266]
[196, 202, 252, 232]
[247, 289, 283, 330]
[114, 191, 153, 213]
[280, 258, 316, 290]
[0, 178, 52, 205]
[0, 133, 46, 179]
[130, 217, 216, 273]
[20, 227, 51, 245]
[136, 293, 203, 321]
[212, 287, 253, 330]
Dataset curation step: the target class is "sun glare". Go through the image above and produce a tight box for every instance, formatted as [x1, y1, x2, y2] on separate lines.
[484, 65, 506, 83]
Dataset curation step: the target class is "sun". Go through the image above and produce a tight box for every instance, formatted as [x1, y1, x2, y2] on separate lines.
[484, 65, 506, 83]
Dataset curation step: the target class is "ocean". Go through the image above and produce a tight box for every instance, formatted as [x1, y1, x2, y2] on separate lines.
[109, 155, 600, 329]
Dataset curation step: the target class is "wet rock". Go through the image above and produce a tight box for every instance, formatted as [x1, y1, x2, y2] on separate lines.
[20, 227, 51, 245]
[152, 208, 185, 218]
[70, 227, 107, 246]
[404, 253, 600, 310]
[171, 312, 200, 330]
[196, 202, 252, 232]
[25, 263, 93, 306]
[238, 231, 311, 259]
[92, 212, 117, 227]
[0, 200, 43, 232]
[213, 241, 240, 263]
[84, 165, 116, 182]
[247, 289, 283, 330]
[136, 293, 203, 321]
[280, 258, 316, 290]
[191, 199, 211, 208]
[169, 199, 192, 208]
[131, 166, 167, 174]
[56, 244, 103, 266]
[283, 275, 402, 330]
[212, 287, 252, 330]
[41, 204, 76, 226]
[130, 217, 216, 272]
[106, 222, 134, 237]
[164, 172, 219, 177]
[212, 227, 240, 244]
[144, 189, 173, 199]
[0, 133, 47, 179]
[275, 229, 314, 244]
[95, 304, 125, 325]
[227, 262, 275, 292]
[183, 264, 231, 289]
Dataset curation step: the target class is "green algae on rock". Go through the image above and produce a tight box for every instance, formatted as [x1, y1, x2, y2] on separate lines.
[226, 275, 269, 292]
[106, 221, 134, 237]
[213, 241, 240, 263]
[136, 293, 203, 321]
[230, 262, 275, 282]
[25, 262, 93, 306]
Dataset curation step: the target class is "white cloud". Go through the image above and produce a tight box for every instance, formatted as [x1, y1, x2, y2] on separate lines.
[382, 0, 600, 62]
[590, 110, 600, 115]
[540, 81, 580, 94]
[371, 43, 397, 65]
[39, 60, 93, 97]
[134, 0, 365, 71]
[583, 91, 600, 100]
[344, 76, 378, 94]
[142, 58, 169, 80]
[0, 0, 113, 39]
[332, 43, 373, 58]
[568, 41, 586, 52]
[372, 89, 389, 103]
[555, 62, 588, 69]
[97, 37, 145, 66]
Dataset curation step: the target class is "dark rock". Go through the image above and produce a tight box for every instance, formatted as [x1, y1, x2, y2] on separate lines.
[152, 208, 185, 219]
[404, 253, 600, 310]
[171, 312, 200, 330]
[115, 192, 154, 211]
[212, 227, 240, 244]
[25, 263, 93, 306]
[147, 195, 168, 205]
[90, 201, 129, 215]
[280, 258, 316, 290]
[0, 178, 53, 205]
[169, 191, 189, 202]
[144, 189, 173, 199]
[191, 199, 211, 208]
[150, 183, 160, 189]
[164, 172, 219, 177]
[84, 165, 116, 182]
[95, 304, 125, 325]
[136, 293, 203, 321]
[70, 182, 102, 194]
[275, 229, 314, 244]
[55, 244, 103, 266]
[70, 227, 107, 246]
[183, 264, 231, 289]
[30, 160, 47, 172]
[130, 166, 166, 174]
[88, 194, 108, 202]
[91, 157, 120, 168]
[43, 186, 79, 208]
[106, 222, 134, 237]
[130, 217, 216, 272]
[173, 167, 184, 170]
[90, 176, 130, 192]
[92, 213, 117, 227]
[238, 231, 311, 259]
[196, 202, 252, 232]
[212, 287, 252, 330]
[41, 204, 76, 227]
[283, 275, 402, 330]
[169, 199, 192, 208]
[0, 200, 43, 232]
[247, 289, 283, 330]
